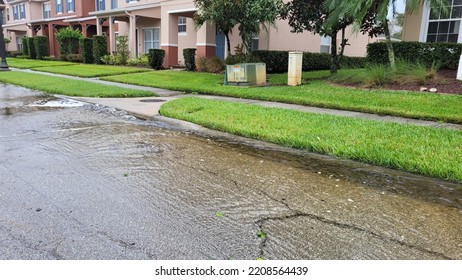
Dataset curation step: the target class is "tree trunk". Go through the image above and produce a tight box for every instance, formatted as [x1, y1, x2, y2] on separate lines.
[225, 32, 231, 57]
[383, 20, 396, 70]
[330, 31, 339, 75]
[339, 27, 347, 60]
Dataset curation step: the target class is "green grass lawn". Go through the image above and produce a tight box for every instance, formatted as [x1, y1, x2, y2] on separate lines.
[103, 70, 462, 124]
[0, 71, 155, 97]
[36, 64, 151, 78]
[161, 97, 462, 182]
[6, 58, 77, 69]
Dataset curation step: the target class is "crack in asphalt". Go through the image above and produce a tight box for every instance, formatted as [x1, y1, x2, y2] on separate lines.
[181, 163, 454, 260]
[255, 208, 453, 260]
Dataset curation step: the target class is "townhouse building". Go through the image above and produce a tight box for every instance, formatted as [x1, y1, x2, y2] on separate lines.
[90, 0, 378, 67]
[2, 0, 378, 66]
[2, 0, 110, 57]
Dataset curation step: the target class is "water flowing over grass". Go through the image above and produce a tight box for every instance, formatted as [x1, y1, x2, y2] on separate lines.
[161, 97, 462, 182]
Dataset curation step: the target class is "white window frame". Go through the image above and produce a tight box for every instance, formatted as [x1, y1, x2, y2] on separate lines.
[420, 0, 462, 43]
[43, 2, 51, 19]
[178, 16, 187, 33]
[320, 35, 331, 54]
[67, 0, 75, 13]
[143, 27, 160, 53]
[56, 0, 63, 14]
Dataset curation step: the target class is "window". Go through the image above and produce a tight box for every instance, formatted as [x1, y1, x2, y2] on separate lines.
[320, 35, 331, 53]
[56, 0, 63, 14]
[144, 28, 160, 53]
[19, 3, 25, 19]
[67, 0, 75, 12]
[178, 17, 187, 33]
[0, 10, 5, 24]
[111, 0, 118, 9]
[427, 0, 462, 42]
[43, 2, 51, 19]
[96, 0, 106, 11]
[16, 36, 23, 51]
[12, 4, 26, 20]
[251, 34, 259, 51]
[6, 8, 9, 22]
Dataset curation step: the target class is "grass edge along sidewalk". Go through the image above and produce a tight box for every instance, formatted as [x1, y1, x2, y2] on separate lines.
[160, 97, 462, 182]
[0, 71, 155, 98]
[102, 70, 462, 124]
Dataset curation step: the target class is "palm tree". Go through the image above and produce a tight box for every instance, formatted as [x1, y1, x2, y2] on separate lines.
[326, 0, 449, 70]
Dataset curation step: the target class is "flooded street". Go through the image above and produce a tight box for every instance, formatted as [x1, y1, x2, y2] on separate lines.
[1, 84, 461, 260]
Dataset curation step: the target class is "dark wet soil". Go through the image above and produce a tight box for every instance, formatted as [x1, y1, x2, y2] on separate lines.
[337, 69, 462, 94]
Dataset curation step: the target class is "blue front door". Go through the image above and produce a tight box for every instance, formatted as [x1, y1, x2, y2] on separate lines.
[216, 29, 225, 60]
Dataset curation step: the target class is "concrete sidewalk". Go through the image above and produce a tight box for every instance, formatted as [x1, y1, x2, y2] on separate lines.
[14, 68, 462, 130]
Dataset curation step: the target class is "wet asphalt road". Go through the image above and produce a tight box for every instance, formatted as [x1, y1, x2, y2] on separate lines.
[1, 84, 461, 260]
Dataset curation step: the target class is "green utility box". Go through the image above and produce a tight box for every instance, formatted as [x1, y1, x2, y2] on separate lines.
[226, 63, 266, 86]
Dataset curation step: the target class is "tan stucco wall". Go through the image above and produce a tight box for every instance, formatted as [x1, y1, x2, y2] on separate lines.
[402, 4, 424, 42]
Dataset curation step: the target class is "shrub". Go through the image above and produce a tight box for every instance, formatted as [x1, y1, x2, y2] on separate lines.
[93, 35, 108, 64]
[183, 48, 196, 71]
[148, 49, 165, 69]
[206, 57, 225, 73]
[34, 36, 49, 60]
[7, 50, 23, 57]
[27, 37, 36, 59]
[56, 27, 83, 58]
[115, 35, 129, 65]
[22, 37, 29, 56]
[302, 52, 331, 71]
[367, 41, 462, 69]
[252, 50, 288, 73]
[196, 56, 225, 73]
[196, 57, 208, 72]
[66, 54, 82, 62]
[339, 56, 367, 69]
[224, 54, 246, 65]
[43, 56, 56, 61]
[79, 38, 93, 64]
[127, 54, 149, 67]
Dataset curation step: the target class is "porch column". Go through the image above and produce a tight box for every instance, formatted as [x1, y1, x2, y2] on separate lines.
[128, 14, 136, 58]
[109, 16, 116, 54]
[160, 13, 178, 68]
[196, 21, 216, 58]
[48, 23, 55, 57]
[96, 17, 102, 35]
[81, 24, 87, 37]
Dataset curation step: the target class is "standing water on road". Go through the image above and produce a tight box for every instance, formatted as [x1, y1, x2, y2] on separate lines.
[1, 84, 461, 260]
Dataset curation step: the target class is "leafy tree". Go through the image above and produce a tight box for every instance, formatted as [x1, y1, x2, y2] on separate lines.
[194, 0, 239, 55]
[194, 0, 284, 56]
[326, 0, 449, 70]
[283, 0, 355, 74]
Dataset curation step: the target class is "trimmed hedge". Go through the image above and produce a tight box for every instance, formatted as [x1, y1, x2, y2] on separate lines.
[148, 49, 165, 70]
[34, 36, 49, 60]
[303, 52, 331, 71]
[27, 37, 36, 59]
[22, 37, 29, 56]
[93, 35, 108, 64]
[340, 56, 367, 69]
[367, 41, 462, 69]
[183, 48, 196, 71]
[80, 38, 93, 64]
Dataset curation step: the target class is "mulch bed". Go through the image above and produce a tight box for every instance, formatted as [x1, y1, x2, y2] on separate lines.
[383, 69, 462, 95]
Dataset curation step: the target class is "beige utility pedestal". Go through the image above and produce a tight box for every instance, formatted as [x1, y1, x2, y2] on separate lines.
[457, 53, 462, 81]
[288, 52, 303, 86]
